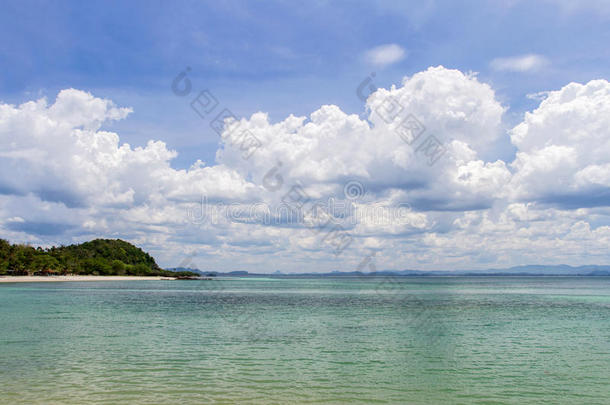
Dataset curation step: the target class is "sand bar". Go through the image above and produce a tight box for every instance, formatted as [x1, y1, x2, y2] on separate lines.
[0, 275, 176, 283]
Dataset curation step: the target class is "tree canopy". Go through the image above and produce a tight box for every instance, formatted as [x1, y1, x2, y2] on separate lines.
[0, 238, 197, 278]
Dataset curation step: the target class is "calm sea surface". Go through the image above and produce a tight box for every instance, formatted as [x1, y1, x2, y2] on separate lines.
[1, 277, 609, 404]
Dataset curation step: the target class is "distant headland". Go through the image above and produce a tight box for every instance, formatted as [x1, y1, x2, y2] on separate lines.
[176, 265, 610, 277]
[0, 238, 198, 279]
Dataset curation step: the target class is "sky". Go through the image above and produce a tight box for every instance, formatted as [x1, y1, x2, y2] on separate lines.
[1, 0, 610, 272]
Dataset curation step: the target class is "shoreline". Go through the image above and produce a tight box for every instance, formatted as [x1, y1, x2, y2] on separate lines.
[0, 275, 176, 283]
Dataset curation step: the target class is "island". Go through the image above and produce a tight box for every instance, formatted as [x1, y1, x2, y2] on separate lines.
[0, 238, 199, 280]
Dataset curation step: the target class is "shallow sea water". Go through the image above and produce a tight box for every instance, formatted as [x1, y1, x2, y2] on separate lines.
[1, 276, 609, 404]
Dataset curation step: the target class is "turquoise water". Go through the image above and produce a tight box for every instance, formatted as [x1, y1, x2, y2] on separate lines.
[1, 277, 609, 404]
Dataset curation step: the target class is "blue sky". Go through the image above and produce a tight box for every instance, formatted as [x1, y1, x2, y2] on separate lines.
[2, 1, 610, 271]
[3, 0, 609, 167]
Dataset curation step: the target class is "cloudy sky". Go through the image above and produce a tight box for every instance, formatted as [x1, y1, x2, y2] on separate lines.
[1, 0, 610, 272]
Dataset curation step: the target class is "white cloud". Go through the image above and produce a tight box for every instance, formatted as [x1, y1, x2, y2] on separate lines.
[2, 69, 610, 271]
[217, 66, 509, 216]
[364, 44, 406, 67]
[0, 89, 255, 209]
[509, 79, 610, 207]
[490, 54, 549, 72]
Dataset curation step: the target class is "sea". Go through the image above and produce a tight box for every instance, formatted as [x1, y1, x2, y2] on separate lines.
[1, 276, 609, 404]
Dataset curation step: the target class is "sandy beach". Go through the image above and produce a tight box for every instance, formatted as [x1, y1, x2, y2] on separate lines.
[0, 275, 176, 283]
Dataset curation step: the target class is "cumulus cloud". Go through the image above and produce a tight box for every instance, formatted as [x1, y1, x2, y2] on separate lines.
[490, 54, 549, 72]
[2, 68, 610, 271]
[0, 89, 256, 208]
[217, 66, 510, 215]
[364, 44, 406, 67]
[510, 79, 610, 208]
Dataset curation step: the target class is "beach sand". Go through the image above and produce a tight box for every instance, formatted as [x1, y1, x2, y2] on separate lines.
[0, 275, 176, 283]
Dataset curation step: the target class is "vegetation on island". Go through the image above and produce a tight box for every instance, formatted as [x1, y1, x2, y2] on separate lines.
[0, 238, 198, 278]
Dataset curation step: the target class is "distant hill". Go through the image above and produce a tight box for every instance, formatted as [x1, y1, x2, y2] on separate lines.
[179, 264, 610, 277]
[167, 268, 249, 277]
[0, 238, 198, 278]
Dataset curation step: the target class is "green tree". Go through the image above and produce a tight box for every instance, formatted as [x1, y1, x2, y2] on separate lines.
[111, 260, 127, 275]
[31, 255, 60, 273]
[0, 238, 197, 278]
[0, 239, 10, 274]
